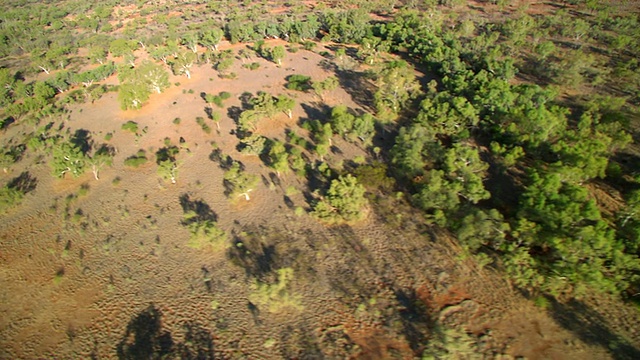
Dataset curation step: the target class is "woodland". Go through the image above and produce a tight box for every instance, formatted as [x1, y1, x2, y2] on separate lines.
[1, 0, 640, 358]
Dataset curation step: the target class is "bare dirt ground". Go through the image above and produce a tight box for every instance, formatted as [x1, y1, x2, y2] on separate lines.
[1, 41, 639, 359]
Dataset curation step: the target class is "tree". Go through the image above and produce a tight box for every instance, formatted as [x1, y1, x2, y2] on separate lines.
[138, 60, 170, 94]
[275, 95, 295, 119]
[88, 46, 108, 64]
[170, 52, 196, 79]
[330, 105, 354, 138]
[156, 146, 180, 184]
[223, 161, 259, 201]
[238, 134, 267, 156]
[51, 141, 86, 178]
[456, 208, 509, 254]
[442, 144, 490, 204]
[183, 211, 227, 250]
[286, 74, 312, 91]
[0, 185, 24, 214]
[268, 140, 289, 177]
[413, 170, 462, 218]
[118, 81, 150, 110]
[312, 174, 368, 224]
[270, 45, 285, 66]
[312, 76, 339, 101]
[181, 32, 199, 53]
[109, 38, 136, 57]
[88, 144, 115, 180]
[374, 60, 421, 122]
[199, 28, 224, 52]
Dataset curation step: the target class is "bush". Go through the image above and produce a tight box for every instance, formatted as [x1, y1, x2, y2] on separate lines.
[243, 62, 260, 70]
[196, 117, 212, 134]
[286, 74, 312, 91]
[303, 41, 317, 51]
[121, 121, 139, 133]
[0, 186, 23, 214]
[124, 150, 147, 167]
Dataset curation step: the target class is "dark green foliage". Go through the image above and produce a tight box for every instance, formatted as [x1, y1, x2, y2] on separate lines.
[205, 91, 232, 108]
[352, 162, 395, 192]
[379, 10, 639, 297]
[223, 161, 259, 201]
[286, 74, 311, 91]
[312, 174, 368, 224]
[329, 105, 376, 146]
[51, 141, 86, 179]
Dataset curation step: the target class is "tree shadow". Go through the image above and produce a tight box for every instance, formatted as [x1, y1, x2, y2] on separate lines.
[325, 225, 378, 298]
[176, 322, 216, 360]
[7, 171, 37, 194]
[394, 288, 432, 356]
[208, 148, 234, 170]
[299, 102, 331, 127]
[547, 297, 640, 360]
[227, 105, 242, 123]
[95, 143, 116, 157]
[155, 145, 179, 164]
[116, 304, 174, 360]
[1, 116, 15, 130]
[227, 230, 279, 280]
[279, 323, 323, 358]
[334, 68, 376, 111]
[71, 128, 92, 155]
[179, 194, 218, 223]
[239, 91, 254, 110]
[204, 106, 214, 120]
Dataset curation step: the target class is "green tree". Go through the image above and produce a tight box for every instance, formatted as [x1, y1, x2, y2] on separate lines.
[88, 144, 115, 180]
[88, 45, 108, 64]
[170, 52, 196, 79]
[224, 161, 259, 201]
[270, 45, 285, 66]
[109, 38, 136, 57]
[138, 60, 170, 94]
[312, 174, 368, 223]
[374, 60, 421, 122]
[268, 140, 289, 178]
[312, 76, 339, 101]
[0, 185, 24, 214]
[51, 141, 86, 178]
[199, 28, 224, 52]
[276, 95, 295, 119]
[118, 81, 150, 110]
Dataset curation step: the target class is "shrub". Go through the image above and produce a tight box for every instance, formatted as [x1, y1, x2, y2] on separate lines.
[196, 117, 212, 134]
[124, 150, 147, 167]
[286, 74, 312, 91]
[121, 121, 139, 133]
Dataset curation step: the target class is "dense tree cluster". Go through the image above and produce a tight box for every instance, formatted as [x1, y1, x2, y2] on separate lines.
[377, 10, 639, 298]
